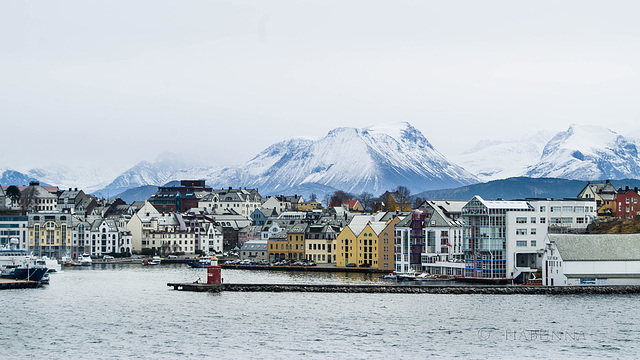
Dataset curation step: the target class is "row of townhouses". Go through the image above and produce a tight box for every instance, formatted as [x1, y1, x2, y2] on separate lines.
[3, 180, 640, 285]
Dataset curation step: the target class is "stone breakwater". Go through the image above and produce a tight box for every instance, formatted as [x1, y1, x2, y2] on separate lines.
[220, 283, 640, 295]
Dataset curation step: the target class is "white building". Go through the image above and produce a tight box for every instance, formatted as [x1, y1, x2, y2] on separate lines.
[544, 234, 640, 286]
[88, 219, 132, 256]
[0, 213, 29, 250]
[462, 196, 597, 282]
[395, 202, 465, 275]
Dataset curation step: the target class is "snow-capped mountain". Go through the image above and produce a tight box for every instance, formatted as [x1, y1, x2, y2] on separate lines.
[204, 122, 478, 196]
[93, 153, 213, 197]
[453, 131, 553, 182]
[525, 124, 640, 180]
[26, 165, 125, 193]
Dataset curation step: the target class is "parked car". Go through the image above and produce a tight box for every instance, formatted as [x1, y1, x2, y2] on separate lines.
[346, 263, 356, 267]
[102, 255, 114, 262]
[167, 255, 178, 259]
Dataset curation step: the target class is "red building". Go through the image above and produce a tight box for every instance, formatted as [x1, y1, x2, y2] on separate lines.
[616, 186, 640, 219]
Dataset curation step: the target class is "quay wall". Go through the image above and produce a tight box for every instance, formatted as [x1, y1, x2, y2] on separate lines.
[220, 283, 640, 295]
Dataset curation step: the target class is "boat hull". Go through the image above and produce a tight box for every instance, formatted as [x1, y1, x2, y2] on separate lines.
[1, 267, 48, 282]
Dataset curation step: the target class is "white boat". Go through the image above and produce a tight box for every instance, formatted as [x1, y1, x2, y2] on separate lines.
[149, 256, 161, 265]
[78, 254, 93, 266]
[41, 256, 62, 273]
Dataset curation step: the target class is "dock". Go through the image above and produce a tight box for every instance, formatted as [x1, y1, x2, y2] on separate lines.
[0, 278, 41, 290]
[167, 282, 640, 295]
[167, 282, 222, 292]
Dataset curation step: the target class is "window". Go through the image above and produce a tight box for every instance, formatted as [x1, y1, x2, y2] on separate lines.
[562, 217, 573, 224]
[516, 217, 527, 224]
[530, 240, 536, 247]
[530, 217, 536, 224]
[550, 206, 561, 212]
[539, 206, 546, 212]
[516, 229, 527, 235]
[540, 217, 546, 224]
[576, 217, 585, 224]
[516, 241, 527, 247]
[562, 206, 573, 212]
[531, 228, 537, 235]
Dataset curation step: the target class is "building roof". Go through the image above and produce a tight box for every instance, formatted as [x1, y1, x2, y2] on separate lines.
[550, 234, 640, 261]
[471, 196, 532, 210]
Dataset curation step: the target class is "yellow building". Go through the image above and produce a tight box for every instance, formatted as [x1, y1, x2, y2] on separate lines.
[287, 223, 307, 261]
[373, 191, 412, 212]
[304, 224, 339, 263]
[28, 212, 73, 257]
[267, 223, 308, 262]
[336, 215, 389, 269]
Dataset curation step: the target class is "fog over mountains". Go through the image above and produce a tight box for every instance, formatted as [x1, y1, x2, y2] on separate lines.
[2, 123, 640, 200]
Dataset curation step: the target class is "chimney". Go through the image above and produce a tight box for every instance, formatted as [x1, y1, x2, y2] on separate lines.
[626, 186, 630, 192]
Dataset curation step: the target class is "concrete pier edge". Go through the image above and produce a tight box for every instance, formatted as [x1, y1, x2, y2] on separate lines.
[167, 282, 640, 295]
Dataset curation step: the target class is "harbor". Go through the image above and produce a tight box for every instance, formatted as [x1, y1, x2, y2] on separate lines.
[3, 263, 640, 358]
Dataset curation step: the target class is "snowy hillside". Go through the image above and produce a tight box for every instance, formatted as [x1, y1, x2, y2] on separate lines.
[205, 122, 479, 196]
[453, 131, 553, 181]
[94, 153, 213, 197]
[526, 124, 640, 180]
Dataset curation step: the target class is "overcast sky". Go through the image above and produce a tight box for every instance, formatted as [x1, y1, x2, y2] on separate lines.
[2, 1, 639, 172]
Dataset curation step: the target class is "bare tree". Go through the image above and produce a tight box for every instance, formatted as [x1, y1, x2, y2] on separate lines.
[395, 186, 412, 211]
[19, 186, 38, 211]
[357, 192, 374, 213]
[413, 196, 426, 209]
[329, 191, 353, 208]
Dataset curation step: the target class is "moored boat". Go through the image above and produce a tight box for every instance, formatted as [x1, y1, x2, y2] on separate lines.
[78, 254, 92, 266]
[149, 256, 161, 265]
[41, 256, 62, 273]
[1, 258, 48, 283]
[188, 257, 213, 268]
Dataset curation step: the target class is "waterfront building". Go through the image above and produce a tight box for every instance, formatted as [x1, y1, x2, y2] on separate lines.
[71, 218, 91, 258]
[616, 186, 640, 219]
[305, 224, 339, 264]
[88, 219, 132, 256]
[239, 240, 268, 262]
[462, 196, 597, 282]
[286, 223, 307, 261]
[0, 212, 28, 250]
[377, 216, 401, 271]
[577, 180, 618, 218]
[267, 230, 288, 262]
[336, 214, 390, 269]
[28, 211, 73, 258]
[395, 202, 464, 275]
[544, 234, 640, 286]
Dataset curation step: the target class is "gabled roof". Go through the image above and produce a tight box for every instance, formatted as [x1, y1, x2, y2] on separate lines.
[550, 234, 640, 261]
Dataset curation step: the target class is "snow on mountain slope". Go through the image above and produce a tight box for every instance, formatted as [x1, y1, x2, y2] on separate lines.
[526, 124, 640, 180]
[453, 131, 553, 181]
[94, 153, 214, 196]
[206, 122, 478, 196]
[26, 165, 125, 193]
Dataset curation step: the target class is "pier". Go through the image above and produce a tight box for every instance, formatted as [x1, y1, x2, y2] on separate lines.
[167, 283, 640, 295]
[0, 278, 41, 290]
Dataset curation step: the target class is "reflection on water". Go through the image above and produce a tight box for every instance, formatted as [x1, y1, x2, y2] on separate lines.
[3, 264, 639, 359]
